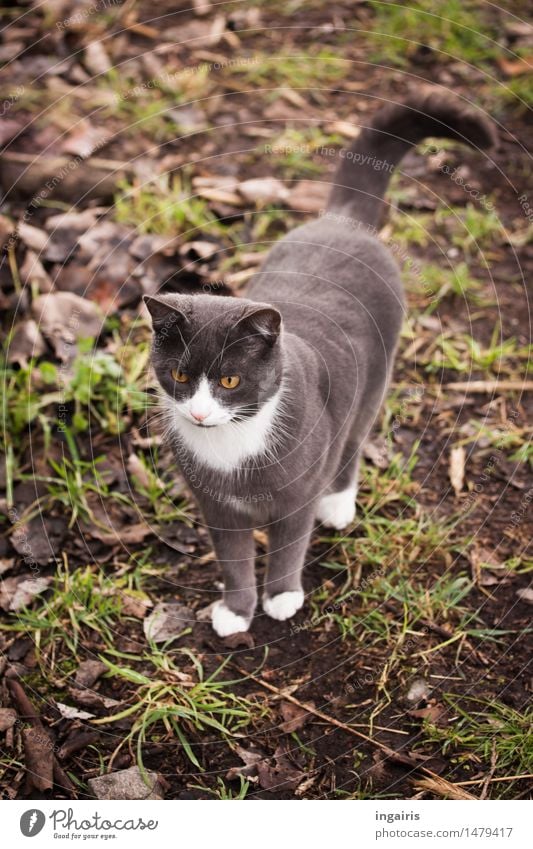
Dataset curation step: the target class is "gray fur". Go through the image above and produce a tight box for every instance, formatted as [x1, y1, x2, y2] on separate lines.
[145, 90, 496, 631]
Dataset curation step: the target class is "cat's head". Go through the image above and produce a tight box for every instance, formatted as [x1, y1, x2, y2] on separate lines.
[144, 293, 283, 428]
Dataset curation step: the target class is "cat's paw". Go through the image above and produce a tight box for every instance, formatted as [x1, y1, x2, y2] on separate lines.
[263, 590, 304, 621]
[316, 487, 356, 530]
[211, 601, 251, 637]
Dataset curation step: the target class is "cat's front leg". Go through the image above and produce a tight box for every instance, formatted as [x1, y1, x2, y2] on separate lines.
[207, 524, 257, 637]
[262, 508, 315, 621]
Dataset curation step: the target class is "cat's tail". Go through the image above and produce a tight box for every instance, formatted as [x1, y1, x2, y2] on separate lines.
[326, 87, 497, 228]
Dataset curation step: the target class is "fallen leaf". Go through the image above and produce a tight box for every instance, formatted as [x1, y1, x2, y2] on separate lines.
[279, 700, 313, 733]
[32, 292, 105, 360]
[497, 55, 533, 77]
[84, 41, 112, 76]
[143, 602, 194, 643]
[121, 590, 153, 619]
[88, 766, 164, 800]
[363, 437, 391, 469]
[288, 180, 330, 213]
[19, 251, 53, 292]
[449, 445, 465, 496]
[10, 515, 67, 565]
[60, 121, 109, 158]
[6, 320, 46, 365]
[0, 575, 52, 612]
[22, 726, 54, 792]
[18, 222, 49, 252]
[516, 587, 533, 604]
[222, 631, 255, 649]
[238, 177, 289, 205]
[226, 744, 265, 781]
[256, 744, 305, 791]
[0, 708, 17, 731]
[408, 702, 447, 724]
[90, 522, 154, 546]
[56, 702, 95, 720]
[74, 660, 108, 689]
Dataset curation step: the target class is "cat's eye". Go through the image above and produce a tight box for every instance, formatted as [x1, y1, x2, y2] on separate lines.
[171, 369, 189, 383]
[220, 375, 240, 389]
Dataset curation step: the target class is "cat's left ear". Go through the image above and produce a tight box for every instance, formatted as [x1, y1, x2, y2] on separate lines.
[235, 305, 282, 347]
[143, 295, 188, 331]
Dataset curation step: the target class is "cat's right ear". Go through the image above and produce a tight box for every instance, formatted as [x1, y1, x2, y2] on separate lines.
[143, 295, 188, 332]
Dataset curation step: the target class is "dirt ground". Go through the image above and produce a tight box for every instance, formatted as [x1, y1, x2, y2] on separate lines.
[0, 1, 531, 800]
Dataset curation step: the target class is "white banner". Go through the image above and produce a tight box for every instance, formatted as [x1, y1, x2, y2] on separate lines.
[1, 799, 530, 848]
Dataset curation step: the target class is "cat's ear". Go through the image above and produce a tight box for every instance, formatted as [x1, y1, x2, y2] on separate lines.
[143, 295, 188, 332]
[235, 305, 282, 347]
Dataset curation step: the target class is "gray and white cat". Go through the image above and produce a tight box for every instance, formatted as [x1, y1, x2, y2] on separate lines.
[145, 88, 496, 636]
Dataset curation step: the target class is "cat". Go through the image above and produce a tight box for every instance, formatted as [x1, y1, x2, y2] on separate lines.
[145, 87, 496, 636]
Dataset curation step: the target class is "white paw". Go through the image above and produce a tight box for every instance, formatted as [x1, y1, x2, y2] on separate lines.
[211, 601, 250, 637]
[316, 487, 356, 530]
[263, 590, 304, 621]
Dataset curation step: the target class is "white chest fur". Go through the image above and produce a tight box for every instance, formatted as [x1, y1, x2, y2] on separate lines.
[166, 390, 282, 474]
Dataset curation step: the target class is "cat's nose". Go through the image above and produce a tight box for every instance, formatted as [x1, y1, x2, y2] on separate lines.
[191, 410, 207, 422]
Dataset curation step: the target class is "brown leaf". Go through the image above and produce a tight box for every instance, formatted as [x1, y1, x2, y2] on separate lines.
[279, 700, 313, 733]
[0, 708, 17, 731]
[497, 55, 533, 77]
[84, 41, 112, 76]
[18, 222, 49, 252]
[0, 575, 52, 612]
[256, 745, 305, 792]
[222, 631, 255, 649]
[363, 437, 391, 469]
[74, 660, 108, 690]
[226, 744, 265, 781]
[449, 445, 465, 496]
[55, 702, 95, 720]
[143, 602, 195, 643]
[6, 320, 46, 365]
[238, 177, 289, 206]
[121, 590, 153, 619]
[516, 587, 533, 605]
[408, 703, 447, 725]
[32, 292, 105, 360]
[87, 521, 154, 546]
[288, 180, 330, 214]
[60, 122, 109, 158]
[22, 726, 54, 791]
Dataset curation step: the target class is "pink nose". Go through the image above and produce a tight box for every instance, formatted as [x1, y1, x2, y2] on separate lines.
[191, 410, 207, 422]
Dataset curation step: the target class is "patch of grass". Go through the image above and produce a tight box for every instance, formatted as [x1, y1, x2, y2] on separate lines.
[455, 419, 533, 469]
[366, 0, 501, 68]
[421, 695, 533, 797]
[435, 204, 503, 256]
[115, 175, 220, 237]
[407, 261, 486, 309]
[389, 210, 434, 248]
[93, 649, 266, 771]
[265, 126, 343, 179]
[492, 75, 533, 114]
[227, 48, 348, 88]
[417, 330, 530, 376]
[6, 559, 124, 655]
[98, 67, 212, 140]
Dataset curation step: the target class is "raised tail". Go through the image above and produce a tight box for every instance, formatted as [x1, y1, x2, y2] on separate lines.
[327, 87, 497, 228]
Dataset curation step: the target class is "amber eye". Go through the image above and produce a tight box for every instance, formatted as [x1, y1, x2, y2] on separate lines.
[171, 369, 189, 383]
[220, 375, 240, 389]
